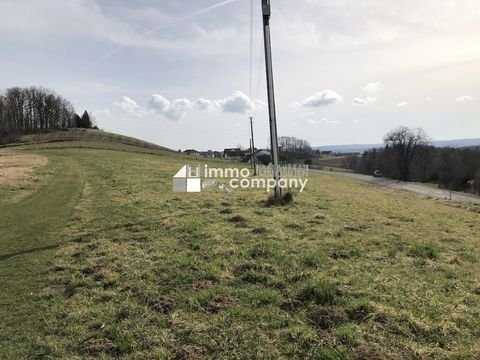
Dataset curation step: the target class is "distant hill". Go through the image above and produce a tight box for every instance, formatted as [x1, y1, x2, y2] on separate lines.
[1, 129, 174, 154]
[315, 138, 480, 153]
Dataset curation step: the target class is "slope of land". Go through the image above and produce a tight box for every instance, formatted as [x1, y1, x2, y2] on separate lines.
[0, 139, 479, 359]
[2, 129, 173, 154]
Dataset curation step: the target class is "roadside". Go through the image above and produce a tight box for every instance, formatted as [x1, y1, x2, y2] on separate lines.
[312, 169, 480, 204]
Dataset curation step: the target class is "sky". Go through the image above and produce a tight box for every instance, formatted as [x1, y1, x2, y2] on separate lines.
[0, 0, 479, 150]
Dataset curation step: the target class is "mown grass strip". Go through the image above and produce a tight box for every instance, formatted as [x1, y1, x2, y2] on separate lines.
[0, 154, 84, 358]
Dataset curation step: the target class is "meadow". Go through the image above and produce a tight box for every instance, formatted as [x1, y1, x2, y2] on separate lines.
[0, 137, 479, 359]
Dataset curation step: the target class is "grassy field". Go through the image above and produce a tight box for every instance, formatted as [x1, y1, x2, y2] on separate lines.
[313, 155, 350, 170]
[1, 141, 479, 359]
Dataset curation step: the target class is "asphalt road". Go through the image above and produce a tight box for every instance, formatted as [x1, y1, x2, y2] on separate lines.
[312, 170, 480, 205]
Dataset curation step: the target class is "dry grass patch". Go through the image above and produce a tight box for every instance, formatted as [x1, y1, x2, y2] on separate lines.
[0, 150, 48, 202]
[0, 150, 47, 185]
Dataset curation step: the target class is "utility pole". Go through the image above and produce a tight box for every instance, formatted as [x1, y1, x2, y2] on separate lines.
[262, 0, 281, 198]
[250, 138, 253, 168]
[250, 116, 257, 175]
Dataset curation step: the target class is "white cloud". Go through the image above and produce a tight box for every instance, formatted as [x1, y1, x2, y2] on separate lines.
[363, 82, 383, 94]
[148, 94, 170, 112]
[166, 99, 192, 120]
[454, 95, 475, 103]
[148, 95, 192, 121]
[300, 90, 343, 108]
[114, 96, 145, 116]
[216, 91, 258, 113]
[353, 96, 377, 105]
[307, 118, 340, 125]
[396, 101, 408, 107]
[193, 98, 214, 111]
[113, 91, 261, 121]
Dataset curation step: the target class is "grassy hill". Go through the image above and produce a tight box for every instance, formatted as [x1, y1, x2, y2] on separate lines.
[0, 135, 479, 359]
[2, 128, 174, 154]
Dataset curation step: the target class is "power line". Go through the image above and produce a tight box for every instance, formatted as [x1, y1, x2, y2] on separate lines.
[249, 0, 254, 101]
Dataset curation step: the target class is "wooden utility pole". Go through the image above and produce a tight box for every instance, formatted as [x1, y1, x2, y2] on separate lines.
[250, 116, 257, 175]
[261, 0, 281, 198]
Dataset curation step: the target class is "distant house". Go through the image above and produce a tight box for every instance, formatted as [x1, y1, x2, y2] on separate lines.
[224, 148, 244, 161]
[213, 151, 223, 158]
[199, 150, 215, 158]
[321, 151, 333, 155]
[184, 149, 200, 156]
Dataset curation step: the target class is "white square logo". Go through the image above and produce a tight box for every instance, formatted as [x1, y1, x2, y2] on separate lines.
[173, 165, 201, 192]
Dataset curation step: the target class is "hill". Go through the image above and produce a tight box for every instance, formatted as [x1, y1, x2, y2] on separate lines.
[315, 138, 480, 153]
[1, 128, 173, 153]
[1, 138, 479, 359]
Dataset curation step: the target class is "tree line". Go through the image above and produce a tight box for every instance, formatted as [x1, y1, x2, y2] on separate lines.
[0, 86, 94, 142]
[348, 126, 480, 194]
[278, 136, 312, 162]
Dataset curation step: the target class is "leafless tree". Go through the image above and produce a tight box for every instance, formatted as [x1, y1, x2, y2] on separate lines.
[384, 126, 430, 181]
[0, 86, 78, 136]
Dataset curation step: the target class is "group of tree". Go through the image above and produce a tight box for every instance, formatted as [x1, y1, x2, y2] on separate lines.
[278, 136, 312, 162]
[0, 86, 95, 141]
[348, 126, 480, 194]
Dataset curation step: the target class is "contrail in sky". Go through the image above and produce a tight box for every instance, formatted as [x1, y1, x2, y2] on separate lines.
[81, 0, 240, 71]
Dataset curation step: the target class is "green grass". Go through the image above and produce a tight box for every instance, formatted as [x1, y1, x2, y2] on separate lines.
[1, 142, 480, 359]
[4, 128, 173, 153]
[0, 153, 84, 358]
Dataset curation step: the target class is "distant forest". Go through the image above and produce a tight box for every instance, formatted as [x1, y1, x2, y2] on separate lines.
[346, 126, 480, 195]
[0, 86, 94, 143]
[278, 136, 312, 162]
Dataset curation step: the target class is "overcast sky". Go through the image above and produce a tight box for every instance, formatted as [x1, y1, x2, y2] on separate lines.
[1, 0, 479, 150]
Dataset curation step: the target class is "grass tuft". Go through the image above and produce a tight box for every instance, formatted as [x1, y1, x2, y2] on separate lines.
[336, 323, 358, 347]
[297, 279, 337, 305]
[264, 192, 294, 207]
[409, 243, 440, 259]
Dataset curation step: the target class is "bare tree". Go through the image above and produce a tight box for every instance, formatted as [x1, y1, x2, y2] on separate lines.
[0, 86, 77, 135]
[384, 126, 429, 181]
[278, 136, 312, 162]
[413, 145, 434, 182]
[343, 155, 359, 170]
